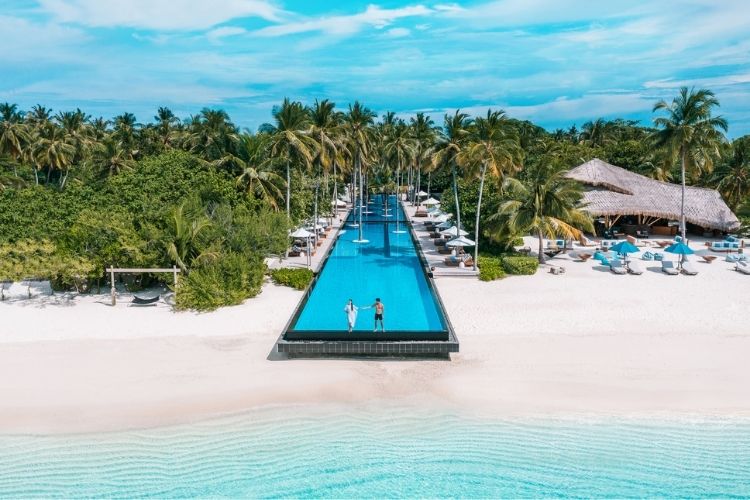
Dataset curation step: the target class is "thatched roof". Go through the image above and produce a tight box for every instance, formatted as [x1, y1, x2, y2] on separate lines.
[566, 158, 740, 232]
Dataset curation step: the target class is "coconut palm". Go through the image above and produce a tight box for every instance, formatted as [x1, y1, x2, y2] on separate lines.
[409, 113, 437, 203]
[91, 137, 136, 178]
[0, 103, 30, 177]
[265, 98, 316, 219]
[432, 110, 472, 235]
[155, 106, 180, 148]
[457, 109, 522, 269]
[32, 125, 75, 187]
[188, 108, 239, 161]
[652, 87, 728, 238]
[493, 162, 593, 264]
[164, 201, 215, 273]
[309, 99, 342, 236]
[713, 136, 750, 211]
[214, 135, 285, 210]
[344, 101, 377, 240]
[579, 118, 616, 147]
[113, 112, 140, 158]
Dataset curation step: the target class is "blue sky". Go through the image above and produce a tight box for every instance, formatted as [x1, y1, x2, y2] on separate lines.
[2, 0, 750, 137]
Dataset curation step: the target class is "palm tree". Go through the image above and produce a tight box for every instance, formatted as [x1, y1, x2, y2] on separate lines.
[32, 125, 75, 187]
[579, 118, 616, 147]
[309, 99, 342, 237]
[713, 136, 750, 211]
[213, 135, 285, 210]
[91, 137, 136, 178]
[409, 113, 436, 204]
[113, 112, 140, 158]
[0, 103, 30, 177]
[652, 87, 728, 239]
[155, 106, 179, 148]
[382, 118, 416, 231]
[457, 109, 522, 269]
[188, 108, 237, 160]
[344, 101, 377, 241]
[266, 98, 315, 219]
[432, 110, 472, 236]
[493, 162, 593, 263]
[164, 201, 214, 273]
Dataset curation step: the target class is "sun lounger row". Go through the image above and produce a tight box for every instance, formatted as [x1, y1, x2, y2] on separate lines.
[444, 254, 474, 267]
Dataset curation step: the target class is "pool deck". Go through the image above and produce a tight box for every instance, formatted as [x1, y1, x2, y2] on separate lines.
[403, 203, 480, 278]
[266, 206, 351, 273]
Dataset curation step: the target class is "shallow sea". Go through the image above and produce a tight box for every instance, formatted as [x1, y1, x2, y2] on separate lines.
[1, 405, 749, 498]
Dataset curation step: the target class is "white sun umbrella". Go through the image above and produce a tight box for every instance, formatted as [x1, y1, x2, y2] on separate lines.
[305, 223, 324, 231]
[423, 197, 440, 206]
[436, 220, 453, 229]
[316, 217, 329, 227]
[440, 226, 469, 237]
[446, 235, 476, 247]
[331, 199, 347, 207]
[432, 213, 452, 223]
[290, 228, 313, 239]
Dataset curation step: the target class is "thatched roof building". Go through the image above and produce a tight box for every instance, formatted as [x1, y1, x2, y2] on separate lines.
[566, 158, 739, 232]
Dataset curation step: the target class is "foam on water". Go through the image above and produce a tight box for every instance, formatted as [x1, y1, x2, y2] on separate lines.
[1, 405, 749, 498]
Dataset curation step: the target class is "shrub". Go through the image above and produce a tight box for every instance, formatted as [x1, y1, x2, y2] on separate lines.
[176, 253, 265, 311]
[270, 268, 314, 290]
[478, 255, 505, 281]
[501, 255, 539, 275]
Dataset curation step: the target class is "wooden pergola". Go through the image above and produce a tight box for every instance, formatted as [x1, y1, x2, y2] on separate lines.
[106, 266, 180, 305]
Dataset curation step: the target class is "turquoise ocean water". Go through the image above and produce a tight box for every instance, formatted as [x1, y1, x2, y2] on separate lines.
[1, 405, 749, 498]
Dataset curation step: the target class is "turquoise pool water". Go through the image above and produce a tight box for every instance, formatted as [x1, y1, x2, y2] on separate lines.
[292, 195, 445, 332]
[1, 406, 749, 498]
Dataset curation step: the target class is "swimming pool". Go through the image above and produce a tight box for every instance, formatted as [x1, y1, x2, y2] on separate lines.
[285, 194, 449, 341]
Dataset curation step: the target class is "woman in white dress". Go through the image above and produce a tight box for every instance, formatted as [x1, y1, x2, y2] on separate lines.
[343, 299, 358, 332]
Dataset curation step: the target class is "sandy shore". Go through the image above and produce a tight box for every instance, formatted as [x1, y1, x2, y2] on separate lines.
[1, 246, 749, 434]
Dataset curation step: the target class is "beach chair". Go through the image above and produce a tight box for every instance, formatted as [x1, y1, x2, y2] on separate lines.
[641, 251, 654, 261]
[543, 249, 561, 259]
[444, 255, 460, 267]
[635, 229, 649, 239]
[577, 252, 592, 262]
[661, 260, 679, 275]
[462, 256, 474, 268]
[701, 255, 717, 263]
[735, 261, 750, 275]
[609, 260, 627, 274]
[438, 246, 453, 255]
[627, 260, 644, 275]
[681, 261, 699, 275]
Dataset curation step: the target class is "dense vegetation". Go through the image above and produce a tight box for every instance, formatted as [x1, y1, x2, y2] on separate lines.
[0, 87, 748, 308]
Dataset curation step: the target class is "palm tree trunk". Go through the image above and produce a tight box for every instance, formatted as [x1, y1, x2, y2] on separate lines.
[60, 169, 69, 189]
[285, 156, 291, 219]
[451, 160, 461, 231]
[333, 161, 338, 222]
[537, 228, 546, 264]
[357, 152, 364, 241]
[680, 149, 687, 240]
[473, 163, 487, 271]
[427, 171, 431, 197]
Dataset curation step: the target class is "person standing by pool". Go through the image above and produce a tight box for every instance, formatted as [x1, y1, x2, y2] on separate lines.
[343, 299, 358, 332]
[364, 298, 385, 332]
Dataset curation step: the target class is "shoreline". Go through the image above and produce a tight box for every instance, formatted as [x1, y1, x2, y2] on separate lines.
[2, 247, 750, 435]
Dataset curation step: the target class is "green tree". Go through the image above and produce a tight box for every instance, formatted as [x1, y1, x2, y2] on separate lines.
[493, 162, 593, 263]
[432, 110, 472, 234]
[652, 87, 728, 238]
[0, 103, 30, 177]
[457, 110, 522, 269]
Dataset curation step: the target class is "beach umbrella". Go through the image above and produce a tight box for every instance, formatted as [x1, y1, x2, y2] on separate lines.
[315, 218, 329, 226]
[436, 220, 453, 229]
[609, 240, 639, 263]
[423, 197, 440, 206]
[440, 226, 469, 237]
[432, 213, 452, 223]
[446, 235, 476, 247]
[417, 190, 429, 197]
[665, 241, 694, 269]
[290, 228, 313, 238]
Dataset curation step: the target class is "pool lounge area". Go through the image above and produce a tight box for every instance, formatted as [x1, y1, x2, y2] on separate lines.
[277, 195, 459, 355]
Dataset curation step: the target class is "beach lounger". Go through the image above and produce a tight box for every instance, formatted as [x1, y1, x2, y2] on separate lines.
[132, 294, 160, 306]
[543, 249, 561, 259]
[444, 256, 460, 267]
[609, 260, 627, 274]
[701, 255, 717, 263]
[577, 252, 592, 262]
[661, 261, 679, 275]
[438, 246, 453, 254]
[627, 260, 644, 275]
[735, 261, 750, 275]
[434, 238, 447, 247]
[681, 261, 699, 275]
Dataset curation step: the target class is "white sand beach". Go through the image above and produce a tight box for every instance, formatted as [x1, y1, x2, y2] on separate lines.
[1, 242, 749, 434]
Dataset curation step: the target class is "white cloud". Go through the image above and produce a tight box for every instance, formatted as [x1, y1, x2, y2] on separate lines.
[38, 0, 283, 30]
[384, 27, 410, 38]
[0, 15, 89, 63]
[253, 4, 432, 37]
[206, 26, 247, 42]
[644, 73, 750, 90]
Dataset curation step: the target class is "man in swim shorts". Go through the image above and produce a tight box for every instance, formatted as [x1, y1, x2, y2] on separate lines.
[368, 298, 385, 332]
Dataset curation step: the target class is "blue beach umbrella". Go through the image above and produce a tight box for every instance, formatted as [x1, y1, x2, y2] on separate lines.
[609, 240, 639, 263]
[665, 241, 694, 268]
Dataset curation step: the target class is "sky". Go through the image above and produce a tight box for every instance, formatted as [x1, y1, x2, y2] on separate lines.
[2, 0, 750, 137]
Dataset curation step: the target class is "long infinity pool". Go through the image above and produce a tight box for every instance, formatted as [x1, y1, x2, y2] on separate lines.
[2, 406, 749, 498]
[290, 195, 446, 334]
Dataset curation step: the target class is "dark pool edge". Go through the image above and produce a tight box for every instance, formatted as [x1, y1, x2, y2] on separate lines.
[276, 197, 459, 356]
